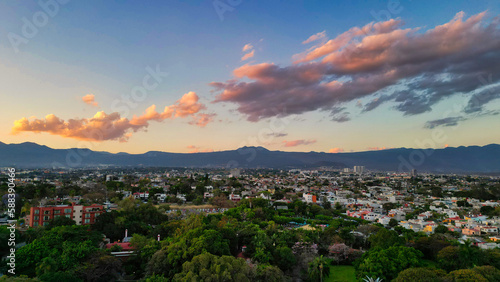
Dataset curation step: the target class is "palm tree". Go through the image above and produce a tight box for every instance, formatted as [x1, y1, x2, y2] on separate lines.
[308, 255, 330, 282]
[362, 276, 383, 282]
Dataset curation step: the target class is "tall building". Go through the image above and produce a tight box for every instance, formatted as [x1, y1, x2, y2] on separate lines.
[29, 204, 105, 227]
[353, 166, 365, 174]
[411, 169, 417, 177]
[230, 168, 241, 177]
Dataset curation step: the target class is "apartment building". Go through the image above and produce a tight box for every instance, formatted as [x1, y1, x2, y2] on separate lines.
[29, 204, 105, 227]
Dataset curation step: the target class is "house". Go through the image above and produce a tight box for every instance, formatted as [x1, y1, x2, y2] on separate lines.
[303, 193, 317, 203]
[378, 216, 392, 226]
[462, 228, 479, 236]
[480, 226, 499, 235]
[229, 193, 241, 202]
[477, 243, 499, 250]
[133, 192, 149, 200]
[423, 223, 438, 233]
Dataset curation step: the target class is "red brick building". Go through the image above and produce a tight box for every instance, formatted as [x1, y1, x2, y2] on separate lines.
[29, 203, 105, 227]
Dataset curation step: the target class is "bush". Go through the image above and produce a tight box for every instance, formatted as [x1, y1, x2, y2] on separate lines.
[394, 267, 445, 282]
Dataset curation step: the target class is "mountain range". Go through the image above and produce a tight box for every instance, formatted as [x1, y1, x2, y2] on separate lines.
[1, 141, 500, 173]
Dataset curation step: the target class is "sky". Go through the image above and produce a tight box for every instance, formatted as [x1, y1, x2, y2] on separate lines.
[1, 0, 500, 154]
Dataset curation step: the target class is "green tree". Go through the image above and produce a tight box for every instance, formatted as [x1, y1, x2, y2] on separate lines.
[437, 246, 461, 272]
[368, 228, 404, 249]
[272, 246, 296, 272]
[480, 206, 495, 216]
[446, 269, 487, 282]
[388, 218, 398, 228]
[16, 225, 102, 277]
[354, 246, 423, 281]
[394, 267, 445, 282]
[472, 265, 500, 281]
[434, 225, 448, 234]
[172, 253, 252, 282]
[254, 264, 286, 282]
[46, 216, 76, 229]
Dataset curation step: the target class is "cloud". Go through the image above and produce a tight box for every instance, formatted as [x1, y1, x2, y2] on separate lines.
[212, 12, 500, 125]
[367, 146, 391, 151]
[242, 43, 254, 52]
[363, 94, 394, 112]
[82, 94, 98, 107]
[12, 92, 214, 142]
[302, 31, 327, 44]
[189, 113, 216, 127]
[329, 147, 344, 153]
[282, 139, 317, 147]
[266, 132, 288, 138]
[187, 145, 214, 153]
[424, 116, 465, 129]
[241, 50, 255, 61]
[464, 83, 500, 113]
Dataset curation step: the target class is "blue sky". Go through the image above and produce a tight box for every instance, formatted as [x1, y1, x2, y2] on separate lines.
[1, 0, 500, 153]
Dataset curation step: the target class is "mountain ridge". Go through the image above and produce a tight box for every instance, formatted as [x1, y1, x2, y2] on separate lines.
[1, 142, 499, 173]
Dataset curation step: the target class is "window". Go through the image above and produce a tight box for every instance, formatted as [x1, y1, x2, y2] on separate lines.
[84, 219, 90, 224]
[64, 208, 72, 213]
[85, 214, 91, 218]
[54, 215, 60, 218]
[65, 215, 71, 218]
[34, 216, 39, 220]
[43, 222, 49, 226]
[54, 210, 60, 214]
[44, 210, 50, 214]
[43, 216, 50, 221]
[34, 210, 40, 214]
[34, 222, 39, 226]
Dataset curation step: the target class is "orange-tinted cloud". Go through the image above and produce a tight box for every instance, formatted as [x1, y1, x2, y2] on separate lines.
[187, 145, 214, 153]
[12, 92, 214, 142]
[302, 30, 326, 44]
[241, 50, 255, 61]
[329, 147, 344, 153]
[82, 94, 98, 107]
[367, 146, 392, 151]
[12, 111, 141, 142]
[283, 139, 317, 147]
[189, 113, 216, 128]
[242, 43, 253, 52]
[173, 91, 206, 117]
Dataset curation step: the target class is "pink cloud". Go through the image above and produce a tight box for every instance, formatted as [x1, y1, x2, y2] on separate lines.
[241, 50, 255, 61]
[242, 43, 253, 52]
[212, 12, 500, 124]
[302, 30, 327, 44]
[329, 147, 344, 153]
[82, 94, 98, 107]
[367, 146, 393, 151]
[283, 139, 317, 147]
[187, 145, 214, 153]
[189, 113, 216, 127]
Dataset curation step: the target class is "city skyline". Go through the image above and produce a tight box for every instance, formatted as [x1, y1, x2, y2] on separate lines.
[1, 1, 500, 154]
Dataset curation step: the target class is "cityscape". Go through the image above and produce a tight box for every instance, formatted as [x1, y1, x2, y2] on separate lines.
[1, 1, 500, 281]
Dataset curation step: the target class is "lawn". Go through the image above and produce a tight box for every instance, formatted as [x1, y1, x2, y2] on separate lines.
[325, 265, 357, 282]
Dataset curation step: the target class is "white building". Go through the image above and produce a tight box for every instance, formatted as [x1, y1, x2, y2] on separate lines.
[353, 166, 365, 174]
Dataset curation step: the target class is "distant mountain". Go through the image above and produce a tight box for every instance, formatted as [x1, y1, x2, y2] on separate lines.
[0, 142, 499, 173]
